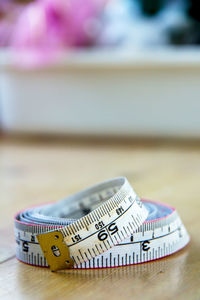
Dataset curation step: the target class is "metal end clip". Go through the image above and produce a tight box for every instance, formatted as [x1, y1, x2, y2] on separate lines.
[37, 230, 74, 271]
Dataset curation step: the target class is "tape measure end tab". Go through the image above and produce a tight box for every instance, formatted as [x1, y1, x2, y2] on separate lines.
[37, 230, 74, 271]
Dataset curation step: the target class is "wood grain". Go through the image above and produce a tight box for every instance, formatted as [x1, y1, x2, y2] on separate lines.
[0, 136, 200, 300]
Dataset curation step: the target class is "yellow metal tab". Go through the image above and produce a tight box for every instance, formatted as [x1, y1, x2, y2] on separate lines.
[37, 230, 74, 271]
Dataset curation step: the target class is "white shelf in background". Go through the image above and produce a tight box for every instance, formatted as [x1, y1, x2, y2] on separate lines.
[1, 47, 200, 138]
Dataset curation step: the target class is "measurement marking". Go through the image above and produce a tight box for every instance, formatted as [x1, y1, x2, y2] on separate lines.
[90, 212, 96, 222]
[85, 217, 90, 227]
[62, 227, 68, 237]
[131, 215, 138, 229]
[107, 211, 111, 218]
[67, 202, 135, 247]
[95, 209, 101, 220]
[71, 255, 78, 264]
[131, 221, 137, 231]
[105, 226, 115, 245]
[107, 239, 113, 248]
[101, 205, 107, 217]
[76, 220, 82, 230]
[92, 248, 97, 256]
[110, 200, 115, 210]
[78, 249, 84, 260]
[114, 235, 119, 243]
[87, 248, 93, 259]
[117, 231, 122, 241]
[103, 241, 108, 250]
[93, 258, 96, 268]
[140, 242, 142, 261]
[110, 253, 112, 266]
[84, 252, 89, 261]
[76, 256, 81, 263]
[79, 219, 84, 229]
[93, 210, 99, 222]
[19, 238, 39, 245]
[107, 201, 112, 213]
[123, 226, 128, 236]
[136, 216, 141, 228]
[67, 226, 73, 235]
[128, 222, 134, 231]
[99, 256, 102, 268]
[70, 225, 76, 235]
[95, 244, 101, 255]
[120, 230, 126, 240]
[86, 214, 92, 225]
[116, 228, 179, 246]
[82, 219, 89, 231]
[103, 202, 109, 215]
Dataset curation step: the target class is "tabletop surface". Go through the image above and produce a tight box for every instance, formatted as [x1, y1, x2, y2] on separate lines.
[0, 136, 200, 300]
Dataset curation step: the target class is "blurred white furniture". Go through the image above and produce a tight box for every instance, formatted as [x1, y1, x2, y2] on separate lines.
[1, 47, 200, 138]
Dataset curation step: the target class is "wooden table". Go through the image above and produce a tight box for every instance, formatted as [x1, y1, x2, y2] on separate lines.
[0, 136, 200, 300]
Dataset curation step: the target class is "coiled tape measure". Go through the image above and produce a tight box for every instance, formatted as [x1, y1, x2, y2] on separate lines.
[14, 177, 190, 271]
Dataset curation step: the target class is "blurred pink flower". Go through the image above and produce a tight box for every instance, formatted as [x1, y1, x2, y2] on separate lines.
[11, 0, 108, 67]
[0, 0, 13, 14]
[0, 1, 23, 47]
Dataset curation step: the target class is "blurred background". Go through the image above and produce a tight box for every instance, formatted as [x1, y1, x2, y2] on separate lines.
[0, 0, 200, 138]
[1, 4, 200, 298]
[0, 3, 200, 286]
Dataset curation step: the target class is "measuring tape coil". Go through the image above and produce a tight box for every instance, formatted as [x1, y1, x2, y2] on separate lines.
[14, 177, 190, 271]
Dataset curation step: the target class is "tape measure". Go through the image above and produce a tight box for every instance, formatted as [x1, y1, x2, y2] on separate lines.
[14, 177, 190, 271]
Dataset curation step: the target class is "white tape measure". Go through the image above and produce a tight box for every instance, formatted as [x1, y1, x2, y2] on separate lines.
[14, 177, 190, 271]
